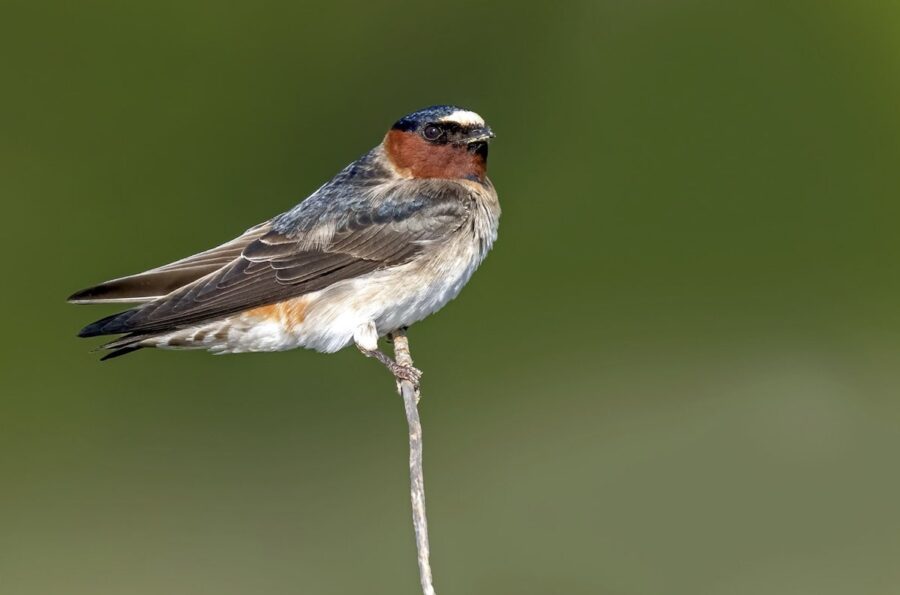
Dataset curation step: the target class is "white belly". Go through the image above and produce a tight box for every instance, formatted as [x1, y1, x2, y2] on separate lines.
[282, 234, 486, 353]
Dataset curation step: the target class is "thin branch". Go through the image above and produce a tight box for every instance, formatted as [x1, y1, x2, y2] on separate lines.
[389, 329, 436, 595]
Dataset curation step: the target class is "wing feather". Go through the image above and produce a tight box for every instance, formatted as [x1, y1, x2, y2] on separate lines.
[78, 184, 471, 338]
[68, 222, 272, 303]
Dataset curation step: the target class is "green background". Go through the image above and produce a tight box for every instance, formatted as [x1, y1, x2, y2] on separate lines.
[3, 1, 900, 593]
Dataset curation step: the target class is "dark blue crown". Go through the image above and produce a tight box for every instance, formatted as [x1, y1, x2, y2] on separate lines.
[392, 105, 470, 132]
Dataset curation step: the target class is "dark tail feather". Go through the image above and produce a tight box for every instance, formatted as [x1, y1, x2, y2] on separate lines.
[95, 332, 153, 360]
[100, 345, 145, 361]
[78, 309, 141, 338]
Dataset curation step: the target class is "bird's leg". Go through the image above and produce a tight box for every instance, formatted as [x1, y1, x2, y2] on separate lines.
[354, 322, 422, 386]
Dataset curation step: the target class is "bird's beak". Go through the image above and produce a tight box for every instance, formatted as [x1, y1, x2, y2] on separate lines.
[467, 126, 495, 143]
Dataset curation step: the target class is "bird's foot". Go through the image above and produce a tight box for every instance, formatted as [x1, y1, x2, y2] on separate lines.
[358, 347, 422, 387]
[388, 361, 423, 386]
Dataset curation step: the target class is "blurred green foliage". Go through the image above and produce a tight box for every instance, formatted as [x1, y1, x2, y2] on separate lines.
[2, 0, 900, 593]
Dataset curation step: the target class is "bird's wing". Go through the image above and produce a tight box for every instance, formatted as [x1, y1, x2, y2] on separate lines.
[79, 185, 471, 337]
[68, 222, 272, 304]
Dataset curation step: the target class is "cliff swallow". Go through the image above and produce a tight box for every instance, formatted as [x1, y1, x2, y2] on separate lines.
[69, 105, 500, 381]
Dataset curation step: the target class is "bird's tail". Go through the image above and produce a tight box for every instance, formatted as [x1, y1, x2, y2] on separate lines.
[93, 332, 153, 361]
[77, 309, 143, 338]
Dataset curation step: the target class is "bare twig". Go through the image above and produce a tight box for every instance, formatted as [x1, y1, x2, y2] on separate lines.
[389, 328, 436, 595]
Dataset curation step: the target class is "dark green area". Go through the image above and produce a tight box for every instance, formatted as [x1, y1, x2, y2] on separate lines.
[2, 1, 899, 593]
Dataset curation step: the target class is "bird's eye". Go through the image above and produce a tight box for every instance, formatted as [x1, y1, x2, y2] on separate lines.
[423, 125, 442, 140]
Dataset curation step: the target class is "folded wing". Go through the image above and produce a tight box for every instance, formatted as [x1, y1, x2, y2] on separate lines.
[78, 187, 470, 338]
[68, 222, 272, 304]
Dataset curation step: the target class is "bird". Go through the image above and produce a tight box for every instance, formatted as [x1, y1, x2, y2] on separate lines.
[68, 105, 500, 382]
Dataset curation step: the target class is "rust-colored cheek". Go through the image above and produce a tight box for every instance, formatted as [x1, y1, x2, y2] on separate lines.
[384, 130, 486, 181]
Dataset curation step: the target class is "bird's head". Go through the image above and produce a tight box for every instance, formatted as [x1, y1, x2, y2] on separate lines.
[383, 105, 495, 183]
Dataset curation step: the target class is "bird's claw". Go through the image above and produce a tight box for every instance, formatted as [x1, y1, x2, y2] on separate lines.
[357, 346, 422, 387]
[390, 362, 422, 386]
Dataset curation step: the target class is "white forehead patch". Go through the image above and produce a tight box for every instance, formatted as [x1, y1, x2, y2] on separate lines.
[438, 110, 485, 128]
